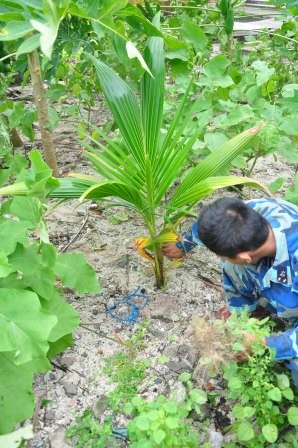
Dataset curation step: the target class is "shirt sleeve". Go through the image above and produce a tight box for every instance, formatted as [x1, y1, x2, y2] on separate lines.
[176, 221, 205, 253]
[266, 327, 298, 360]
[223, 262, 259, 314]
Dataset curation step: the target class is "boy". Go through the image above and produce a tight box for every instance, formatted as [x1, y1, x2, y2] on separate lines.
[163, 197, 298, 384]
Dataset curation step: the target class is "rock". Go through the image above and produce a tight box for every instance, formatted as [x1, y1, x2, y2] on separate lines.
[45, 410, 55, 421]
[166, 360, 189, 374]
[162, 343, 178, 358]
[209, 429, 224, 448]
[177, 344, 190, 355]
[92, 394, 110, 417]
[117, 256, 128, 268]
[49, 430, 72, 448]
[147, 322, 166, 338]
[63, 382, 78, 396]
[60, 356, 76, 368]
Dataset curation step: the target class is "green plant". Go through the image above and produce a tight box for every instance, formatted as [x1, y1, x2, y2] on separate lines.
[67, 410, 113, 448]
[47, 16, 268, 288]
[0, 150, 100, 435]
[193, 312, 298, 446]
[104, 351, 148, 411]
[123, 372, 208, 447]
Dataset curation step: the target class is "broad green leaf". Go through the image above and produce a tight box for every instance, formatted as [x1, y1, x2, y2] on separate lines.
[181, 21, 208, 51]
[285, 173, 298, 205]
[40, 289, 79, 344]
[16, 33, 40, 56]
[267, 387, 282, 402]
[0, 289, 57, 365]
[228, 377, 242, 390]
[47, 333, 74, 359]
[0, 21, 34, 41]
[279, 116, 298, 136]
[251, 60, 275, 86]
[232, 404, 255, 419]
[54, 253, 100, 294]
[135, 415, 150, 431]
[288, 406, 298, 425]
[9, 244, 55, 299]
[165, 417, 179, 429]
[0, 424, 33, 447]
[153, 429, 166, 444]
[262, 424, 278, 443]
[3, 196, 41, 226]
[163, 403, 178, 414]
[0, 220, 32, 255]
[281, 84, 298, 98]
[0, 353, 35, 434]
[0, 248, 13, 278]
[0, 4, 24, 22]
[269, 177, 286, 193]
[189, 389, 207, 404]
[282, 387, 294, 400]
[204, 132, 227, 151]
[237, 422, 254, 441]
[165, 36, 188, 61]
[202, 55, 234, 87]
[278, 137, 298, 162]
[118, 4, 163, 37]
[218, 105, 254, 128]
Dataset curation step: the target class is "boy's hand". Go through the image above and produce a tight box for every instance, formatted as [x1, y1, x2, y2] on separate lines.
[162, 242, 185, 259]
[236, 332, 267, 362]
[217, 306, 232, 320]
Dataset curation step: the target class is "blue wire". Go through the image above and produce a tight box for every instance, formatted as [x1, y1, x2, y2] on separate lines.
[107, 286, 149, 325]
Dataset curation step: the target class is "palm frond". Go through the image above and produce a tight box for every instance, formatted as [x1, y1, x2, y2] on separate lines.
[171, 124, 264, 205]
[169, 176, 271, 209]
[141, 13, 165, 160]
[86, 54, 145, 169]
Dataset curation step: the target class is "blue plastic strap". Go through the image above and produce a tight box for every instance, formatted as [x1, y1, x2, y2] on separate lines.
[107, 286, 149, 325]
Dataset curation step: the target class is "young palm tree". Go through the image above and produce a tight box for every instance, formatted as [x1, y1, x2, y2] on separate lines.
[1, 16, 269, 287]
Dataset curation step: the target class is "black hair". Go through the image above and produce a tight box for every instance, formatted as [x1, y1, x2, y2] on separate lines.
[198, 197, 270, 257]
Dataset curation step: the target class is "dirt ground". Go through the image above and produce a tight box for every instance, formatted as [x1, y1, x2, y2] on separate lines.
[22, 116, 296, 448]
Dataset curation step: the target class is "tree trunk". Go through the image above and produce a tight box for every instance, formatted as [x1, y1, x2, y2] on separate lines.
[27, 51, 58, 177]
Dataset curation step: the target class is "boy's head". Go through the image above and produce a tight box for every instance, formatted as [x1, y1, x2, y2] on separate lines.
[198, 197, 271, 264]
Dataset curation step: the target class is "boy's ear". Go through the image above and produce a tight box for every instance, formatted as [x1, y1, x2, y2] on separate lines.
[238, 252, 252, 263]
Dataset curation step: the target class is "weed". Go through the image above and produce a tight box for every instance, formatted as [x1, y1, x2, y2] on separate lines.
[66, 411, 112, 448]
[104, 352, 148, 411]
[123, 372, 208, 448]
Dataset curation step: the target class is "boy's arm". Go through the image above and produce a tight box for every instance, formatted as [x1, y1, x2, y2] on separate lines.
[176, 222, 205, 253]
[163, 221, 204, 258]
[266, 327, 298, 360]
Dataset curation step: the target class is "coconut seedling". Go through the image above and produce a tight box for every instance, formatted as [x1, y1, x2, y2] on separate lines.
[1, 15, 269, 288]
[45, 15, 270, 287]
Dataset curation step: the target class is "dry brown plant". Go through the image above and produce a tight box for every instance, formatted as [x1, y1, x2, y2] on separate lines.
[191, 316, 238, 380]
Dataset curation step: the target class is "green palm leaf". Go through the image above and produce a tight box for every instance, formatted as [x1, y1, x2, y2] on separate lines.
[170, 123, 264, 207]
[169, 176, 271, 209]
[141, 13, 164, 160]
[85, 54, 145, 169]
